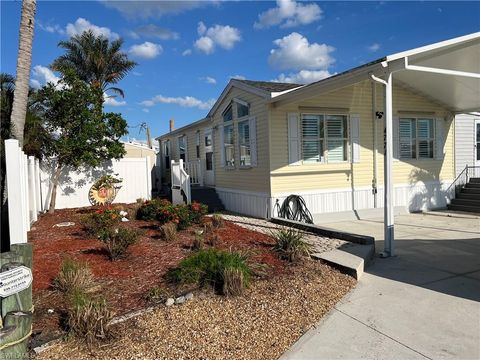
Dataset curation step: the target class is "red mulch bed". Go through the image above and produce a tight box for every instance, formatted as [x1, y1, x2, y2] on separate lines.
[28, 204, 287, 345]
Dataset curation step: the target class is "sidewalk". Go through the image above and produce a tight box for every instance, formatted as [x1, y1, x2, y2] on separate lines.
[281, 213, 480, 359]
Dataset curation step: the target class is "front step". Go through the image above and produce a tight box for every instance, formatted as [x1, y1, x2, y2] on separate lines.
[457, 192, 480, 200]
[461, 187, 480, 194]
[191, 187, 225, 213]
[465, 182, 480, 189]
[447, 204, 480, 213]
[469, 177, 480, 183]
[450, 198, 480, 207]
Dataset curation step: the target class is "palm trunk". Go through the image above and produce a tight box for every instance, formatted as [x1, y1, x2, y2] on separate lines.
[11, 0, 36, 147]
[48, 163, 62, 214]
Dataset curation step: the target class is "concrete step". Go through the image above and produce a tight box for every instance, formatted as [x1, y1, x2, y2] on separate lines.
[450, 198, 480, 207]
[447, 204, 480, 213]
[465, 183, 480, 189]
[312, 243, 375, 280]
[457, 192, 480, 200]
[461, 187, 480, 194]
[469, 177, 480, 183]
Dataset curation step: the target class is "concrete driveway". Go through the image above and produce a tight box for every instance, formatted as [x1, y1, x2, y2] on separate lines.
[281, 211, 480, 360]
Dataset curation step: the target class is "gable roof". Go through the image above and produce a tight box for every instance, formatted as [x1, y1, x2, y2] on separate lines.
[235, 79, 301, 93]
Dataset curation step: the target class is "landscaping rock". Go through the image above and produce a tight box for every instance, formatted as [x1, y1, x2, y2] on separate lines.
[165, 298, 174, 307]
[185, 292, 193, 301]
[121, 217, 129, 222]
[175, 296, 186, 305]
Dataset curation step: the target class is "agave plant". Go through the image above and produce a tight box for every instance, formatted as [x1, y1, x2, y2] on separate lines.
[271, 227, 312, 262]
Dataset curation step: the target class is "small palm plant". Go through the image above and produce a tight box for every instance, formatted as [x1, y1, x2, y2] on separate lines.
[271, 227, 312, 262]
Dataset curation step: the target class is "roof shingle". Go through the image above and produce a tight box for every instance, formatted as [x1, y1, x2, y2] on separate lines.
[235, 79, 302, 93]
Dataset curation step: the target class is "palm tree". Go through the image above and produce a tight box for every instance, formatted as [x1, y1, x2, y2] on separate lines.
[10, 0, 36, 147]
[51, 30, 136, 100]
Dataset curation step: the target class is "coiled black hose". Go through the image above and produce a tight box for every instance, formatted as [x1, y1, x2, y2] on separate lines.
[274, 195, 313, 224]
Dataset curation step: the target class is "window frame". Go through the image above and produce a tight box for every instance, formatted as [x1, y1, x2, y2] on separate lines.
[164, 140, 170, 169]
[300, 112, 350, 164]
[178, 135, 187, 162]
[223, 123, 235, 168]
[399, 117, 435, 160]
[195, 131, 200, 159]
[237, 118, 251, 168]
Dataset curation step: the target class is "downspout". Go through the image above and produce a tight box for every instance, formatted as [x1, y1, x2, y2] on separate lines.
[372, 81, 378, 208]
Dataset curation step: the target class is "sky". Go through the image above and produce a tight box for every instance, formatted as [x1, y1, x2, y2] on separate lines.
[1, 1, 479, 140]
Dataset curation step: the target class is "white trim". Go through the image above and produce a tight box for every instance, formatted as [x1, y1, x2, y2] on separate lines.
[233, 97, 249, 107]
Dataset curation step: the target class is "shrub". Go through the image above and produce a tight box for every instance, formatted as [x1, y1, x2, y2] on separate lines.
[167, 249, 251, 295]
[208, 234, 219, 247]
[192, 231, 204, 251]
[211, 214, 225, 229]
[222, 267, 246, 296]
[68, 289, 114, 345]
[160, 222, 177, 242]
[81, 207, 121, 237]
[101, 228, 139, 260]
[189, 202, 208, 224]
[144, 286, 170, 303]
[271, 228, 312, 262]
[137, 199, 207, 229]
[53, 258, 94, 294]
[136, 198, 168, 221]
[204, 222, 214, 235]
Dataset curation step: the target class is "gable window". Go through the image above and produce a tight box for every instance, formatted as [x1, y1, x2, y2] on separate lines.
[237, 102, 249, 118]
[238, 120, 251, 166]
[399, 118, 434, 159]
[301, 114, 348, 163]
[223, 125, 235, 167]
[223, 104, 233, 122]
[178, 135, 186, 162]
[195, 131, 200, 159]
[164, 140, 170, 169]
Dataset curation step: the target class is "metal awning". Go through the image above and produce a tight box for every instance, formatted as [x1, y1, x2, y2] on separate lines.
[374, 32, 480, 257]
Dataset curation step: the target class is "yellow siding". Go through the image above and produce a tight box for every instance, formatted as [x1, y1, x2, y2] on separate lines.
[123, 143, 156, 172]
[211, 87, 270, 193]
[269, 80, 455, 194]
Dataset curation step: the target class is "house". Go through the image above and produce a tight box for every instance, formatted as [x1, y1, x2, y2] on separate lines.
[454, 113, 480, 177]
[157, 33, 480, 224]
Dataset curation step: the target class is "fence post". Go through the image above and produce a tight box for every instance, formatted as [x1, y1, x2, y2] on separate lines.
[34, 158, 42, 213]
[5, 140, 27, 244]
[28, 156, 37, 223]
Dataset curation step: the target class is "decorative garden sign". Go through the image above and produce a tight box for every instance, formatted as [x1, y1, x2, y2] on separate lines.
[0, 266, 33, 298]
[88, 175, 122, 206]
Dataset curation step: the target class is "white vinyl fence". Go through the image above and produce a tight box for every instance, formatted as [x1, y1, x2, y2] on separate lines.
[5, 140, 42, 245]
[4, 139, 152, 245]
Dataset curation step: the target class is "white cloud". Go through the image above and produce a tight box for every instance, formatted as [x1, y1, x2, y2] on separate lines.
[368, 43, 381, 52]
[182, 49, 192, 56]
[140, 94, 216, 110]
[254, 0, 322, 29]
[129, 24, 179, 40]
[194, 22, 241, 54]
[142, 108, 150, 113]
[201, 76, 217, 85]
[37, 21, 65, 35]
[128, 42, 163, 59]
[230, 74, 246, 80]
[104, 94, 126, 107]
[273, 70, 333, 84]
[102, 1, 217, 19]
[133, 71, 142, 76]
[30, 65, 60, 88]
[66, 18, 119, 40]
[268, 32, 335, 70]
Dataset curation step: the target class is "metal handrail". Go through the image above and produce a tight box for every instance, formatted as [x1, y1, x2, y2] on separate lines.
[446, 165, 480, 195]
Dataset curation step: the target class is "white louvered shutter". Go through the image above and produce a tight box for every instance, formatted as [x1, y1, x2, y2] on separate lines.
[249, 117, 257, 167]
[219, 125, 225, 167]
[393, 116, 400, 160]
[435, 118, 444, 160]
[350, 114, 360, 163]
[287, 113, 301, 165]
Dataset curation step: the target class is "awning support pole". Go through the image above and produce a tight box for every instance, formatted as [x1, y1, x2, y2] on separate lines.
[383, 72, 395, 257]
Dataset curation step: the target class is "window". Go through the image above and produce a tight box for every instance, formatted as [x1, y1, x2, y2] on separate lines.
[195, 131, 200, 159]
[205, 132, 212, 147]
[206, 152, 213, 171]
[164, 140, 170, 169]
[237, 102, 249, 118]
[223, 104, 233, 122]
[238, 120, 251, 166]
[399, 118, 434, 159]
[178, 136, 186, 161]
[223, 125, 235, 167]
[301, 114, 348, 163]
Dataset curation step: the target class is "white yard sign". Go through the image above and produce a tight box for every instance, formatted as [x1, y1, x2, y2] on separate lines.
[0, 266, 33, 297]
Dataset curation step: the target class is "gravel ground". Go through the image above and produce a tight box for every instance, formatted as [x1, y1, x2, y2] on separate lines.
[221, 214, 353, 254]
[34, 261, 355, 360]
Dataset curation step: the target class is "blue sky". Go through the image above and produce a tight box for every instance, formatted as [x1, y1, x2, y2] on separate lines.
[1, 1, 479, 140]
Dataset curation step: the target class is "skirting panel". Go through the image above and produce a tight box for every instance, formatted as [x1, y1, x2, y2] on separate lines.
[271, 181, 454, 216]
[216, 188, 270, 218]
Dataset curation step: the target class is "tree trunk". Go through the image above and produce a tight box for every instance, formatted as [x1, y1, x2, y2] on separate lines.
[10, 0, 36, 147]
[48, 164, 62, 214]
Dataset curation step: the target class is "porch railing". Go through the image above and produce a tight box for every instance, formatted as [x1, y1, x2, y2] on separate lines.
[446, 165, 480, 201]
[171, 159, 191, 204]
[185, 159, 203, 186]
